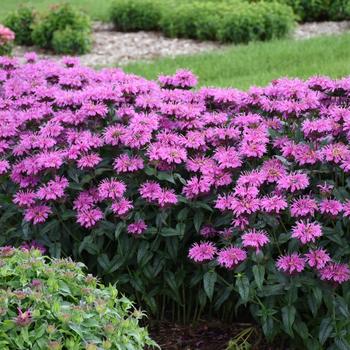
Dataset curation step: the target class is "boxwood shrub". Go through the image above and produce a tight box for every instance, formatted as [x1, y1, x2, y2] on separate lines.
[3, 7, 35, 46]
[110, 0, 163, 31]
[31, 4, 91, 54]
[0, 246, 156, 350]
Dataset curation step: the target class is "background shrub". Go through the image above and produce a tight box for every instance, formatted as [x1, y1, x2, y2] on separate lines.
[31, 3, 91, 54]
[0, 247, 156, 349]
[0, 25, 15, 56]
[3, 7, 35, 46]
[52, 26, 91, 55]
[253, 0, 350, 21]
[110, 0, 162, 32]
[160, 0, 294, 43]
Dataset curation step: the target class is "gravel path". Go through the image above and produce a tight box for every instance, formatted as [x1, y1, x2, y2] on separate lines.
[12, 21, 350, 67]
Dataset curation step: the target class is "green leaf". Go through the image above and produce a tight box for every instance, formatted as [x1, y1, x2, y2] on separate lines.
[335, 338, 350, 350]
[252, 265, 265, 290]
[160, 227, 180, 237]
[236, 275, 250, 303]
[203, 270, 217, 301]
[319, 317, 333, 345]
[193, 210, 204, 232]
[282, 305, 296, 336]
[114, 222, 125, 239]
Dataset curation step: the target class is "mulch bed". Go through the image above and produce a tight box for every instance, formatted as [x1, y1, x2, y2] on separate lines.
[147, 320, 280, 350]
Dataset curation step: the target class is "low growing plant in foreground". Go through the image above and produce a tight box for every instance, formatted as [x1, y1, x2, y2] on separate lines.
[0, 246, 156, 349]
[2, 55, 350, 348]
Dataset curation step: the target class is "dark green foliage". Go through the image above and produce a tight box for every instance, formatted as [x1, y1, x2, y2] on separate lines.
[52, 26, 91, 55]
[31, 3, 91, 54]
[3, 7, 35, 46]
[110, 0, 162, 31]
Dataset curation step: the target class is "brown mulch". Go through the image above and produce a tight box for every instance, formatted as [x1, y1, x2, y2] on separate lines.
[147, 320, 281, 350]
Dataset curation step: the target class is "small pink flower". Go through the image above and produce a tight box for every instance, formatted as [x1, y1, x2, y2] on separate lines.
[217, 246, 246, 269]
[242, 229, 269, 252]
[15, 308, 32, 327]
[77, 208, 103, 228]
[188, 242, 217, 263]
[276, 253, 305, 274]
[320, 262, 350, 284]
[319, 199, 343, 216]
[24, 205, 52, 224]
[127, 220, 147, 235]
[305, 249, 331, 270]
[291, 220, 322, 244]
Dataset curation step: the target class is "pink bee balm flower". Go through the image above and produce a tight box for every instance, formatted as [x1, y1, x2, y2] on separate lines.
[290, 196, 318, 217]
[217, 246, 247, 269]
[20, 241, 46, 254]
[276, 253, 305, 274]
[277, 171, 309, 193]
[24, 205, 52, 224]
[188, 242, 217, 263]
[261, 194, 288, 214]
[0, 159, 9, 174]
[242, 229, 269, 252]
[320, 262, 350, 284]
[343, 201, 350, 217]
[127, 220, 147, 235]
[305, 249, 331, 270]
[113, 154, 144, 173]
[77, 208, 103, 228]
[291, 220, 322, 244]
[15, 308, 32, 327]
[98, 179, 126, 200]
[319, 199, 343, 216]
[36, 176, 69, 201]
[13, 190, 37, 207]
[77, 153, 102, 169]
[111, 198, 133, 216]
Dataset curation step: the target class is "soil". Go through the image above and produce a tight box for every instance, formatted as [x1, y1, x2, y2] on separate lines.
[147, 320, 282, 350]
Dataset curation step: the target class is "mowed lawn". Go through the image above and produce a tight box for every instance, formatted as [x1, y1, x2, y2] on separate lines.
[0, 0, 114, 21]
[124, 33, 350, 89]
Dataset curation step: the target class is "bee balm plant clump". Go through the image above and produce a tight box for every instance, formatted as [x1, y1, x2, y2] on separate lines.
[1, 54, 350, 347]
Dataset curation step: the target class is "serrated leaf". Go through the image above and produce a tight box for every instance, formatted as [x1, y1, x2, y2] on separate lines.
[193, 210, 204, 232]
[203, 270, 217, 301]
[236, 275, 250, 303]
[319, 317, 333, 345]
[282, 305, 296, 336]
[253, 265, 265, 290]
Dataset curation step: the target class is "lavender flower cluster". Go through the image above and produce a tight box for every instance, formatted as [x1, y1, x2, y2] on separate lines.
[1, 54, 350, 287]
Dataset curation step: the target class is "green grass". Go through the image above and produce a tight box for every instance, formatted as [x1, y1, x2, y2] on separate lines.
[0, 0, 114, 21]
[124, 33, 350, 89]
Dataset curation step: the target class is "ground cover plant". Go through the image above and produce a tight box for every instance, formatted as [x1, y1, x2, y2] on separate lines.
[124, 33, 350, 89]
[2, 56, 350, 348]
[0, 246, 155, 349]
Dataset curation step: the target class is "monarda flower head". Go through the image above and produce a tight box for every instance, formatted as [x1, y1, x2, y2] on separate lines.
[242, 229, 269, 252]
[188, 242, 217, 263]
[320, 262, 350, 284]
[276, 253, 305, 274]
[291, 220, 323, 244]
[217, 246, 247, 269]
